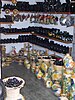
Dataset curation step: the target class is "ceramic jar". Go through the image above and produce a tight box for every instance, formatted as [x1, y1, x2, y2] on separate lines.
[3, 76, 25, 100]
[40, 61, 49, 73]
[36, 69, 43, 79]
[52, 71, 62, 81]
[52, 81, 61, 96]
[45, 79, 53, 88]
[43, 73, 49, 82]
[63, 54, 74, 69]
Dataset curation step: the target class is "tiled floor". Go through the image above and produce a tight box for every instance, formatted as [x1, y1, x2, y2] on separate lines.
[2, 62, 58, 100]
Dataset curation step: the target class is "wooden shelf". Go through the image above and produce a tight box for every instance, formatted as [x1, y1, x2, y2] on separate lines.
[4, 32, 30, 35]
[2, 10, 74, 14]
[0, 22, 14, 24]
[50, 37, 72, 44]
[2, 0, 11, 1]
[16, 11, 71, 14]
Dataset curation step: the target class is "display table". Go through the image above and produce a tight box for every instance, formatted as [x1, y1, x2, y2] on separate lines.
[3, 76, 25, 100]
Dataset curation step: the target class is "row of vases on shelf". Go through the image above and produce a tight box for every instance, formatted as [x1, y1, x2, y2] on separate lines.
[24, 53, 75, 100]
[9, 14, 58, 25]
[0, 26, 73, 42]
[0, 35, 69, 54]
[2, 1, 75, 12]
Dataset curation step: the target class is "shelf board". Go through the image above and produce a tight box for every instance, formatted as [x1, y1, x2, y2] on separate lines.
[16, 11, 71, 14]
[50, 37, 72, 44]
[4, 32, 30, 35]
[31, 32, 72, 44]
[0, 22, 14, 24]
[2, 10, 74, 14]
[1, 0, 11, 1]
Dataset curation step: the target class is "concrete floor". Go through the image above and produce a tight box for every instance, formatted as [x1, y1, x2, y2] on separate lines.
[2, 62, 58, 100]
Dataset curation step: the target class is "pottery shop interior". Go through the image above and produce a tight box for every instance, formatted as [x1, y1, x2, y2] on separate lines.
[0, 0, 75, 100]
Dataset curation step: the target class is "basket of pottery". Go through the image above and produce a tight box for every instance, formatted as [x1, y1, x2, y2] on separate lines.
[3, 76, 25, 100]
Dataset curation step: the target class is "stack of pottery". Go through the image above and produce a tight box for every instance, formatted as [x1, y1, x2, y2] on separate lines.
[35, 69, 43, 79]
[52, 81, 61, 96]
[63, 54, 75, 99]
[63, 54, 74, 74]
[40, 60, 50, 80]
[52, 63, 63, 81]
[63, 74, 71, 95]
[51, 59, 64, 97]
[35, 63, 43, 79]
[40, 60, 49, 73]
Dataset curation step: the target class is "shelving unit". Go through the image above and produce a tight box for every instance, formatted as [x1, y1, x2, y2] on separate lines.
[0, 0, 73, 65]
[1, 1, 75, 100]
[4, 32, 30, 35]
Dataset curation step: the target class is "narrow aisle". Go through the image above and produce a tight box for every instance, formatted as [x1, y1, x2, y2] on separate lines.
[2, 62, 58, 100]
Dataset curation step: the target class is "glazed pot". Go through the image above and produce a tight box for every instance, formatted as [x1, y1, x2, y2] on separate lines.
[3, 76, 25, 100]
[52, 72, 62, 80]
[52, 81, 61, 96]
[36, 70, 43, 79]
[45, 79, 53, 88]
